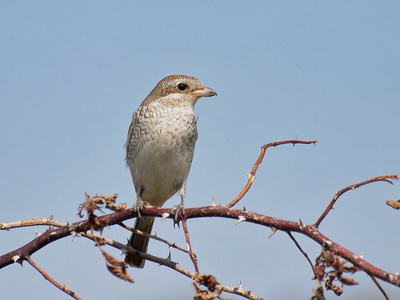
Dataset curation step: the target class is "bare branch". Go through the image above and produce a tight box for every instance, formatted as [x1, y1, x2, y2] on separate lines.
[226, 139, 317, 208]
[3, 203, 399, 290]
[287, 231, 316, 279]
[25, 256, 83, 300]
[181, 218, 199, 273]
[314, 175, 399, 227]
[0, 216, 66, 230]
[1, 139, 398, 299]
[119, 222, 189, 254]
[80, 230, 260, 299]
[370, 275, 389, 300]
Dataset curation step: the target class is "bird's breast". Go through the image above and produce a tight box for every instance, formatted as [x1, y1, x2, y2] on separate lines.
[127, 105, 198, 206]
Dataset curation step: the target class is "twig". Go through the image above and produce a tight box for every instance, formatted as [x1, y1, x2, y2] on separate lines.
[181, 218, 199, 273]
[119, 222, 189, 254]
[314, 175, 399, 227]
[0, 216, 66, 230]
[370, 275, 389, 300]
[287, 231, 316, 278]
[25, 256, 83, 300]
[2, 204, 400, 289]
[80, 231, 260, 299]
[227, 139, 317, 208]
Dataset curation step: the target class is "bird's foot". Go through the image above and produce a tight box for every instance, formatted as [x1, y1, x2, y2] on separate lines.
[131, 197, 145, 218]
[170, 202, 185, 227]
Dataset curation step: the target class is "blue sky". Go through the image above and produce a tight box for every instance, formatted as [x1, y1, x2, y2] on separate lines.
[1, 2, 399, 299]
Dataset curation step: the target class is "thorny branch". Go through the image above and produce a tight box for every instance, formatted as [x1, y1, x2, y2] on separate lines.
[83, 231, 261, 299]
[0, 206, 263, 299]
[370, 275, 390, 300]
[1, 198, 399, 297]
[314, 174, 399, 227]
[25, 256, 83, 300]
[0, 216, 67, 230]
[227, 138, 317, 208]
[119, 222, 189, 254]
[1, 139, 399, 299]
[287, 231, 316, 278]
[181, 218, 199, 274]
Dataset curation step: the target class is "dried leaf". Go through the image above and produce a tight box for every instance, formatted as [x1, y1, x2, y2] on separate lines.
[106, 264, 134, 283]
[386, 200, 400, 210]
[78, 192, 102, 217]
[115, 203, 128, 211]
[339, 276, 358, 285]
[194, 274, 219, 292]
[100, 248, 128, 267]
[331, 285, 343, 296]
[104, 194, 118, 208]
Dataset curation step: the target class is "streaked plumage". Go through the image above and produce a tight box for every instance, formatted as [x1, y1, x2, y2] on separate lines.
[125, 75, 216, 267]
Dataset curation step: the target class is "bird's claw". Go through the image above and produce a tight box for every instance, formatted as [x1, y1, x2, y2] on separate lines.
[131, 197, 145, 218]
[170, 203, 185, 227]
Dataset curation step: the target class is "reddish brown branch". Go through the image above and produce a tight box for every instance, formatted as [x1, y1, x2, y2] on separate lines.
[182, 206, 400, 288]
[297, 222, 400, 287]
[2, 140, 397, 298]
[181, 218, 199, 273]
[2, 204, 399, 289]
[370, 275, 389, 300]
[25, 256, 83, 300]
[227, 139, 317, 208]
[314, 175, 399, 227]
[0, 209, 136, 269]
[287, 231, 316, 278]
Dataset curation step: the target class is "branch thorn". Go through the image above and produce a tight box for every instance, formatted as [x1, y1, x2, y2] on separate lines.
[161, 213, 170, 221]
[210, 196, 216, 207]
[12, 255, 21, 264]
[245, 173, 255, 183]
[269, 227, 277, 239]
[166, 250, 172, 262]
[235, 215, 246, 225]
[298, 219, 305, 230]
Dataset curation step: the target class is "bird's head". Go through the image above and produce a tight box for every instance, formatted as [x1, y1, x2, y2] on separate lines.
[142, 75, 217, 107]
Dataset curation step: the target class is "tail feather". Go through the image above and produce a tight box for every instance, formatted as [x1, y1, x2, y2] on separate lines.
[125, 216, 155, 268]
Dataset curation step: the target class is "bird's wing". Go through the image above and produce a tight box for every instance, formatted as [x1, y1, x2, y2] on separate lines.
[125, 108, 144, 166]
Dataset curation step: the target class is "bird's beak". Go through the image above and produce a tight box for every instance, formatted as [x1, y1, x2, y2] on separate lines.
[193, 86, 217, 98]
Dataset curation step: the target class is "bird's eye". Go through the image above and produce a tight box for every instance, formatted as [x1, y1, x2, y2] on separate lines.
[177, 83, 187, 91]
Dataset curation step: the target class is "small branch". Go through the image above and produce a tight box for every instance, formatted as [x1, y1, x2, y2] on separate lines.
[2, 177, 399, 300]
[314, 175, 399, 227]
[119, 222, 189, 254]
[298, 223, 400, 288]
[25, 256, 83, 300]
[181, 218, 199, 273]
[177, 266, 263, 300]
[287, 231, 316, 279]
[2, 205, 400, 289]
[227, 139, 317, 208]
[79, 231, 178, 269]
[0, 216, 66, 230]
[81, 232, 260, 299]
[370, 275, 389, 300]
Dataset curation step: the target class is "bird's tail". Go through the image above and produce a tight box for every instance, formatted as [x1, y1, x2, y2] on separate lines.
[125, 216, 155, 268]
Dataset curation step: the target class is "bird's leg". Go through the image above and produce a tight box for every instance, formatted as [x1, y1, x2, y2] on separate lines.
[131, 188, 146, 218]
[170, 181, 187, 226]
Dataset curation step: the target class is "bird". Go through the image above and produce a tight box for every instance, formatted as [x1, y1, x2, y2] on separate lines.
[125, 75, 217, 268]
